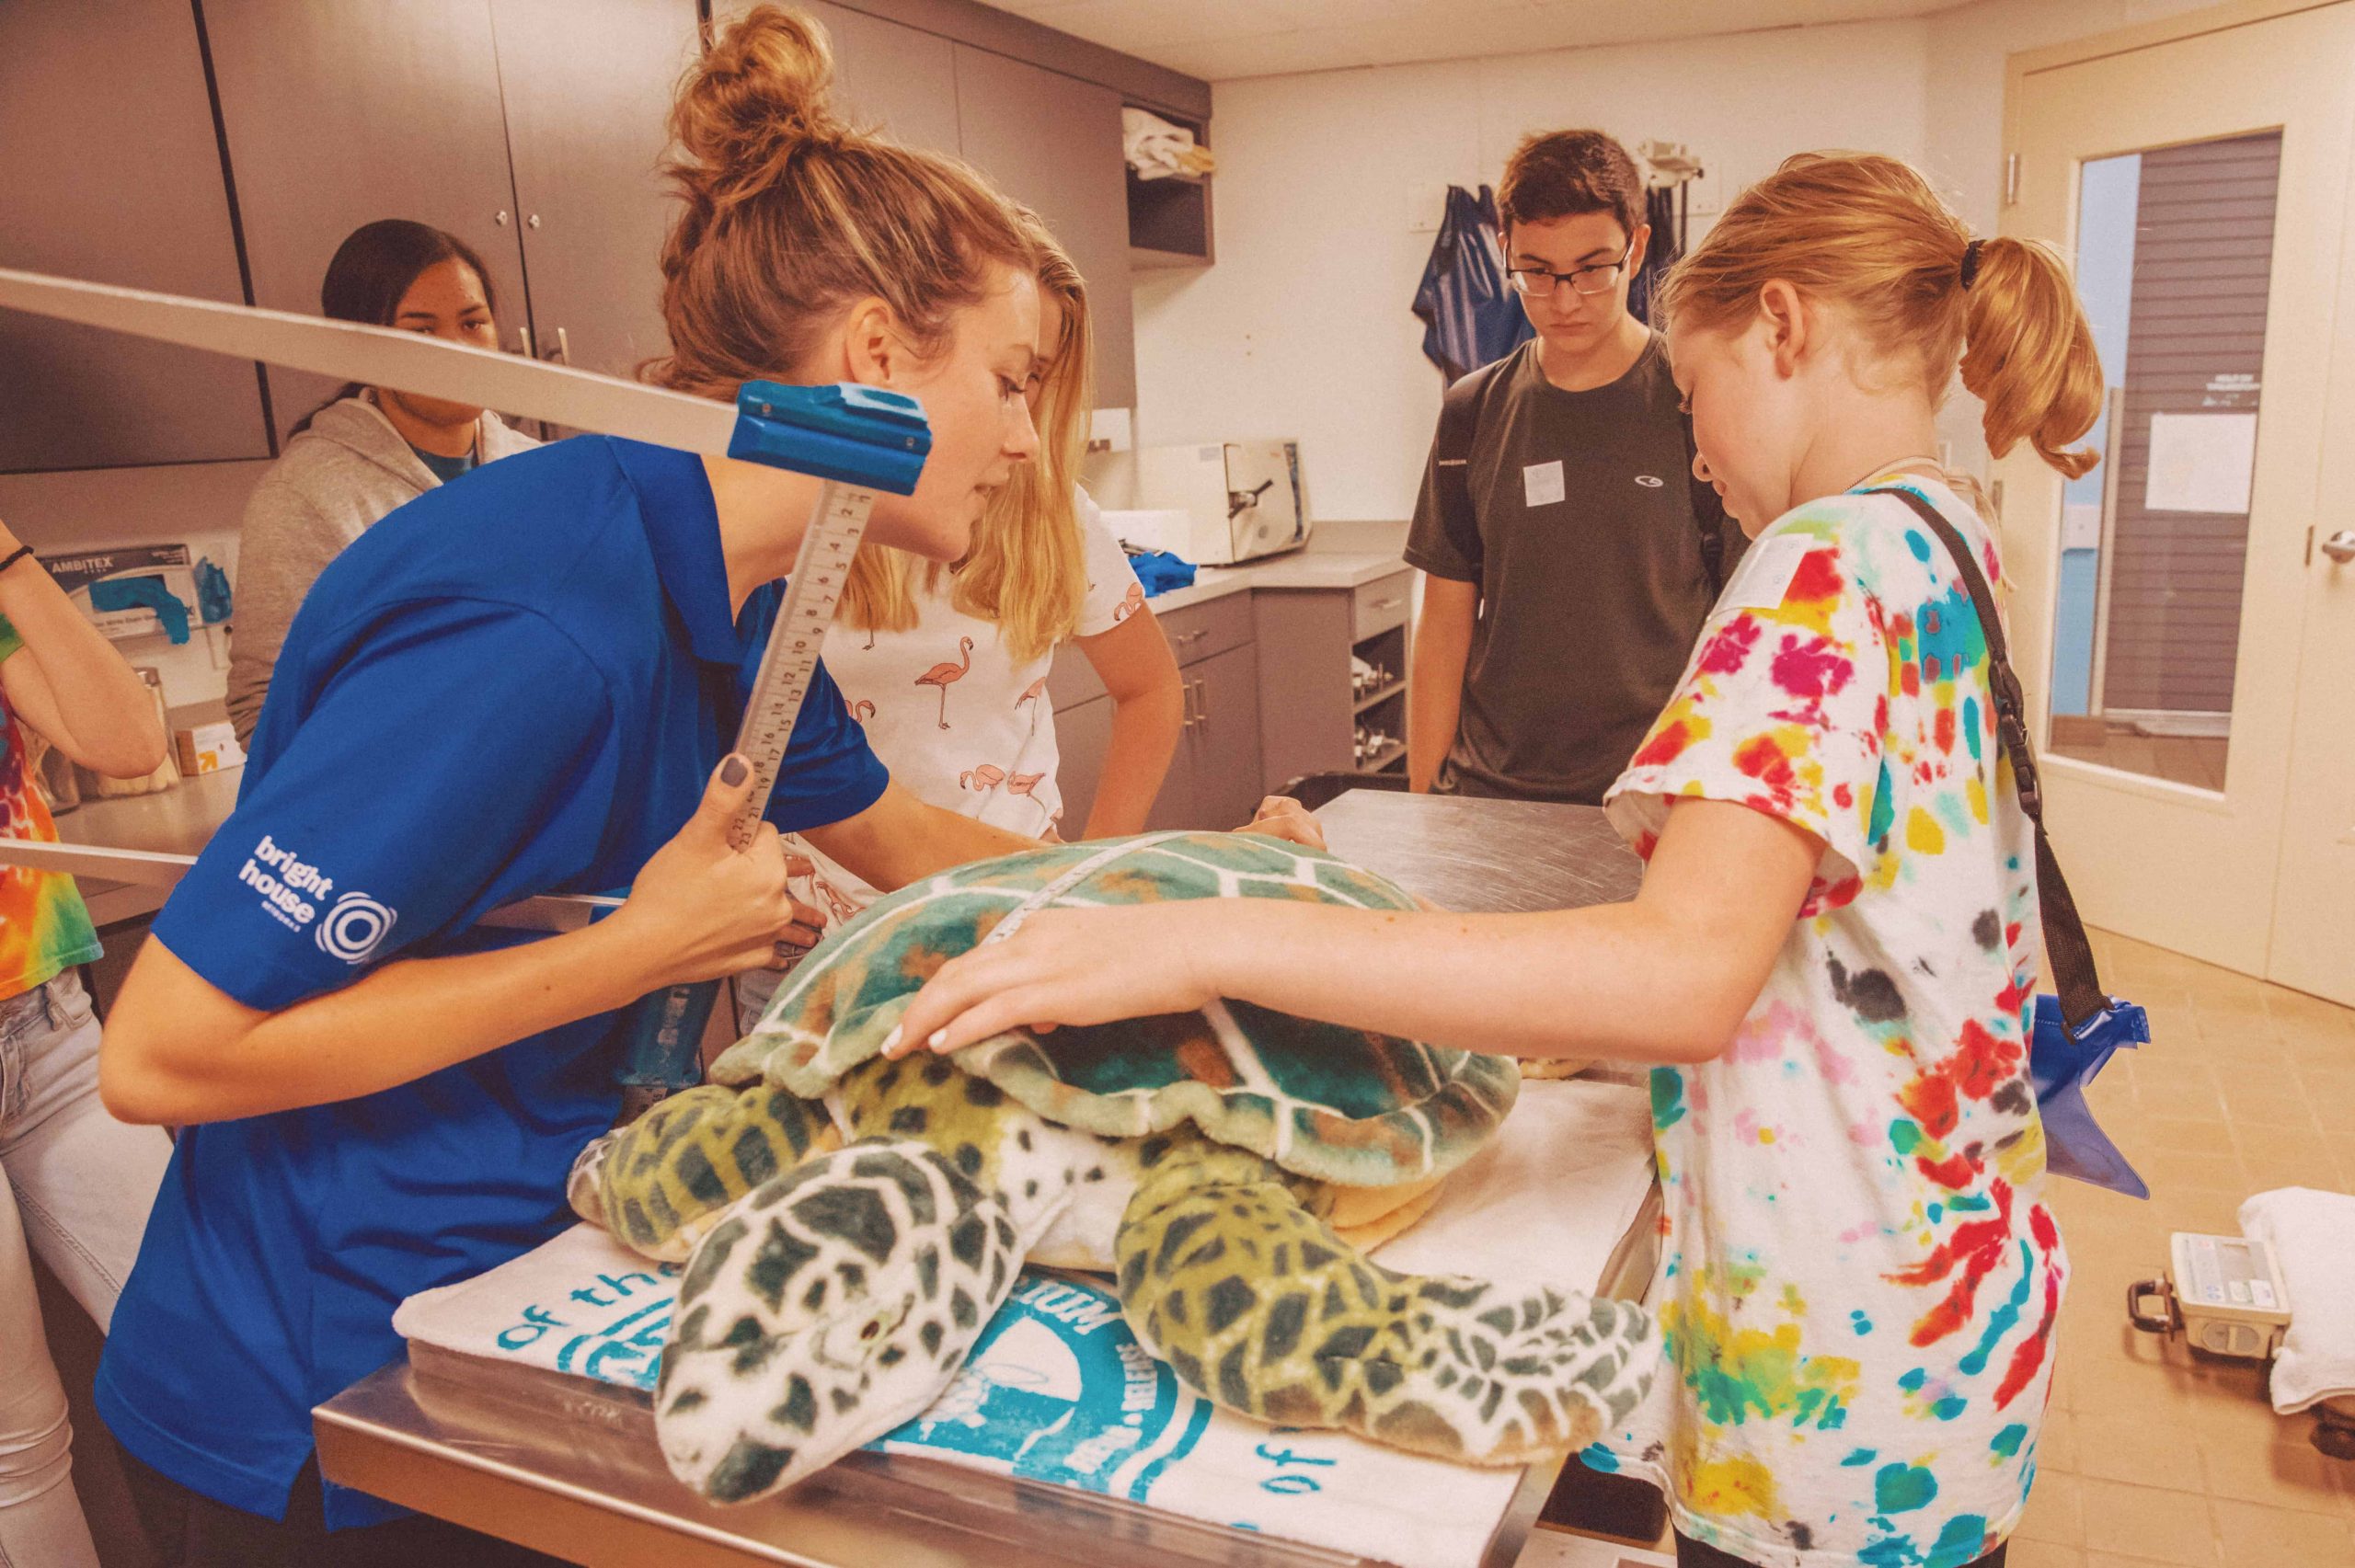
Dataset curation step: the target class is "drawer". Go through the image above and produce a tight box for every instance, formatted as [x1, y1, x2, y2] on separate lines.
[1158, 590, 1255, 667]
[1047, 588, 1258, 710]
[1351, 570, 1413, 642]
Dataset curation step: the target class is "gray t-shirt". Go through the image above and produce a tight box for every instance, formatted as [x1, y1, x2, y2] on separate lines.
[1406, 334, 1735, 805]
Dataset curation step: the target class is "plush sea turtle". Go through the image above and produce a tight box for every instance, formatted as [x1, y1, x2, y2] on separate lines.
[571, 831, 1657, 1505]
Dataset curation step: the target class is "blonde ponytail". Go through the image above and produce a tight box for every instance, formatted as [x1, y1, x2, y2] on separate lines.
[1660, 153, 2103, 479]
[1960, 236, 2103, 479]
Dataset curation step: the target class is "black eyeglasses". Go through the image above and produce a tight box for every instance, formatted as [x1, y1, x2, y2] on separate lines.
[1508, 239, 1636, 299]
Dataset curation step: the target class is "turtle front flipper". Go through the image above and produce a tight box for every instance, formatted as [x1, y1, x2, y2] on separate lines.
[653, 1139, 1050, 1505]
[569, 1083, 838, 1263]
[1113, 1139, 1660, 1467]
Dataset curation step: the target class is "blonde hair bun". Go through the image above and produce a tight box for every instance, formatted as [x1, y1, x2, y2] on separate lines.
[671, 5, 843, 179]
[649, 5, 1035, 400]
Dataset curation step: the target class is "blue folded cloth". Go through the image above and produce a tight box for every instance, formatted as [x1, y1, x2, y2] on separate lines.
[1128, 549, 1197, 598]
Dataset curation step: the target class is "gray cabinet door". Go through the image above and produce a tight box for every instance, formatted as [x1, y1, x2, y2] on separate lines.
[490, 0, 701, 385]
[950, 46, 1136, 409]
[0, 0, 271, 471]
[789, 1, 962, 154]
[1143, 715, 1199, 833]
[1049, 692, 1112, 836]
[1186, 641, 1262, 830]
[1250, 589, 1355, 792]
[202, 0, 532, 441]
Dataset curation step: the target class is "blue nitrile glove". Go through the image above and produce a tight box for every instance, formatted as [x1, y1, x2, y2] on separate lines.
[89, 575, 193, 644]
[195, 558, 234, 624]
[2030, 993, 2150, 1198]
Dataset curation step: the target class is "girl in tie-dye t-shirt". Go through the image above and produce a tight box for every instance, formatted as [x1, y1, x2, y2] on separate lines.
[1591, 469, 2061, 1567]
[895, 152, 2108, 1568]
[0, 614, 103, 991]
[0, 531, 178, 1568]
[1579, 155, 2108, 1567]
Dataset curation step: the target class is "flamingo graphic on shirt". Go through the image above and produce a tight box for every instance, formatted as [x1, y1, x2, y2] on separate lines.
[1112, 581, 1145, 624]
[784, 847, 861, 929]
[915, 636, 975, 730]
[850, 699, 876, 723]
[1005, 771, 1051, 830]
[959, 763, 1006, 792]
[1016, 676, 1049, 711]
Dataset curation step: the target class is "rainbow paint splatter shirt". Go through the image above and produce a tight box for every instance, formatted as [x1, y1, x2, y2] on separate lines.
[0, 616, 102, 1000]
[1594, 476, 2064, 1568]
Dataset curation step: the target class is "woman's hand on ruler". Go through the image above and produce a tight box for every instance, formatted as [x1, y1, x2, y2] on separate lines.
[615, 754, 827, 983]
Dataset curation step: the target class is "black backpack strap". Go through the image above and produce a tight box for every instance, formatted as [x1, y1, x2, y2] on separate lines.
[1434, 357, 1508, 555]
[1683, 416, 1730, 595]
[1866, 486, 2109, 1032]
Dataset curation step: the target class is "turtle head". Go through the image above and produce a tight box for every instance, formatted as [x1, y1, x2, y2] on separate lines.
[653, 1139, 1028, 1504]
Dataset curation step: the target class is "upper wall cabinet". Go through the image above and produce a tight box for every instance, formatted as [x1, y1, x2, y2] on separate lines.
[201, 0, 535, 440]
[951, 47, 1136, 410]
[489, 0, 703, 383]
[785, 1, 962, 154]
[0, 0, 271, 472]
[205, 0, 699, 436]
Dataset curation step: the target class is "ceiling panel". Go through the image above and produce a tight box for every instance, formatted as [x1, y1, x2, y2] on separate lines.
[986, 0, 1952, 81]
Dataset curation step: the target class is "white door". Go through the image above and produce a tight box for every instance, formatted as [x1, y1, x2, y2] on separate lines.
[2001, 1, 2355, 1003]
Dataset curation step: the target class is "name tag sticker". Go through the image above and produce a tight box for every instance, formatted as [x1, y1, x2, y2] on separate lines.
[1721, 533, 1813, 613]
[1522, 460, 1566, 508]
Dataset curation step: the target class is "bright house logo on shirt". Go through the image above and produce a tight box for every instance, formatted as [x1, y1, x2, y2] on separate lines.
[236, 832, 397, 963]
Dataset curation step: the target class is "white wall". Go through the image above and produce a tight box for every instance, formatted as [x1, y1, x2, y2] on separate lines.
[1129, 0, 2220, 522]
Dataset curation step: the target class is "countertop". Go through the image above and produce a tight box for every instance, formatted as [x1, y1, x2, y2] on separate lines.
[1144, 549, 1410, 614]
[54, 768, 240, 925]
[49, 529, 1420, 917]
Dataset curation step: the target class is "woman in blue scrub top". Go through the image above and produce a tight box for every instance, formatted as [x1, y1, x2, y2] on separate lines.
[90, 11, 1306, 1563]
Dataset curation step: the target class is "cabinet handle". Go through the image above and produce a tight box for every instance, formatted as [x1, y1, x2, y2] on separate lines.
[527, 212, 542, 229]
[513, 326, 534, 358]
[1179, 680, 1198, 729]
[1366, 595, 1405, 612]
[495, 210, 511, 226]
[545, 326, 570, 365]
[1192, 676, 1210, 727]
[1172, 627, 1208, 647]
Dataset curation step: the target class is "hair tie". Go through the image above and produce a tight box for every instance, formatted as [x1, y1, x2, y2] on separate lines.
[1959, 238, 1984, 290]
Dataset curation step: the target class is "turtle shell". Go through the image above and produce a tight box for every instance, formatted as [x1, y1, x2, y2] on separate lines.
[708, 832, 1518, 1189]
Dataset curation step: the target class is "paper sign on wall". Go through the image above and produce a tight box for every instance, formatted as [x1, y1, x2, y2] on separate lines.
[2145, 412, 2257, 514]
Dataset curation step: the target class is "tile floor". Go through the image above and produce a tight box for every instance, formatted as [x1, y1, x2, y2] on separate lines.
[1528, 927, 2355, 1568]
[2012, 928, 2355, 1567]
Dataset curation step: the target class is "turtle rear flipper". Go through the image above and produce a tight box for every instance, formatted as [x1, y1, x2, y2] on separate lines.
[571, 1082, 837, 1263]
[1113, 1139, 1659, 1467]
[654, 1139, 1051, 1505]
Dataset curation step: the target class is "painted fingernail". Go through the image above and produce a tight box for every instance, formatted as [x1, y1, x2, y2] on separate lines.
[927, 1030, 948, 1051]
[720, 754, 750, 786]
[880, 1025, 903, 1056]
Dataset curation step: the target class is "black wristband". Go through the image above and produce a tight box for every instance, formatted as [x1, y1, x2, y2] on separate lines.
[0, 544, 35, 577]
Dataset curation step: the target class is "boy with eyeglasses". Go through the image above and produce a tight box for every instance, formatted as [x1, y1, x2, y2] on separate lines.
[1407, 129, 1740, 805]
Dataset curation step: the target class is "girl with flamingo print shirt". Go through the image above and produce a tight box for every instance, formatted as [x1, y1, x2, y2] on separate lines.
[739, 215, 1184, 1026]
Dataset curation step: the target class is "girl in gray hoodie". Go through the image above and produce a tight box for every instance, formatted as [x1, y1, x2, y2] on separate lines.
[226, 220, 538, 743]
